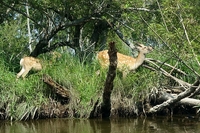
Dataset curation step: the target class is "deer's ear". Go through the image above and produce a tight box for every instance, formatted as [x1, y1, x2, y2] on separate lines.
[136, 45, 142, 50]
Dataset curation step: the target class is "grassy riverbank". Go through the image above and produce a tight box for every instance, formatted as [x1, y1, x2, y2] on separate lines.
[0, 49, 198, 120]
[0, 51, 156, 120]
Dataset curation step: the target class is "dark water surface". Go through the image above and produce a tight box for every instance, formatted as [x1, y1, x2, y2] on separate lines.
[0, 116, 200, 133]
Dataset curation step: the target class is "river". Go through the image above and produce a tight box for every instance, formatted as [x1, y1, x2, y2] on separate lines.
[0, 115, 200, 133]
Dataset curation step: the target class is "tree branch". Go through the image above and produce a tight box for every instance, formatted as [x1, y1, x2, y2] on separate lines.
[157, 91, 200, 107]
[148, 79, 200, 113]
[146, 58, 187, 76]
[114, 28, 136, 49]
[177, 3, 200, 67]
[42, 74, 71, 100]
[126, 7, 151, 12]
[138, 11, 200, 77]
[145, 58, 191, 87]
[0, 1, 40, 26]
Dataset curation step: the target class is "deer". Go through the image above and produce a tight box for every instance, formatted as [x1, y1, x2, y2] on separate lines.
[17, 56, 42, 79]
[97, 43, 153, 77]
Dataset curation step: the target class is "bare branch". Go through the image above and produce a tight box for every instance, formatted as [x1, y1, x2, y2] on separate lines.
[138, 12, 200, 77]
[156, 0, 169, 32]
[114, 29, 136, 49]
[146, 58, 187, 76]
[126, 7, 150, 12]
[158, 92, 200, 107]
[145, 58, 191, 87]
[148, 79, 200, 113]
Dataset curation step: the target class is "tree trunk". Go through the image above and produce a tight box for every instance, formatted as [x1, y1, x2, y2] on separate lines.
[84, 20, 109, 63]
[101, 42, 117, 117]
[26, 2, 32, 53]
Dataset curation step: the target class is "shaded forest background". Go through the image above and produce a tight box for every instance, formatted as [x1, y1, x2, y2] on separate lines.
[0, 0, 199, 120]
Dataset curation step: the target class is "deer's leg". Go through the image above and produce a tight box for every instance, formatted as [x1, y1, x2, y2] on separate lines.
[122, 70, 129, 78]
[21, 67, 32, 79]
[17, 67, 26, 78]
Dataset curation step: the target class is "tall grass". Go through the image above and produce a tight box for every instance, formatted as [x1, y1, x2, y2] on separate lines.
[43, 53, 106, 117]
[0, 54, 47, 120]
[3, 47, 196, 120]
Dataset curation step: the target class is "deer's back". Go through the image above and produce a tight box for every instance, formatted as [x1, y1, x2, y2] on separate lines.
[97, 50, 136, 70]
[21, 57, 42, 70]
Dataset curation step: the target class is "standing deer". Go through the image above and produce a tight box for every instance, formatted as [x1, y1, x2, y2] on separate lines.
[97, 43, 153, 77]
[17, 56, 42, 79]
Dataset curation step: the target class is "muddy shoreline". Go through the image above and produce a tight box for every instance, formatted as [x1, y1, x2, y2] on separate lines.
[0, 95, 197, 121]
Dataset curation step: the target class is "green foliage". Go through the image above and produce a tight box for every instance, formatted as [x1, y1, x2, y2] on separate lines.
[0, 19, 27, 55]
[114, 69, 157, 101]
[0, 0, 200, 120]
[0, 18, 28, 73]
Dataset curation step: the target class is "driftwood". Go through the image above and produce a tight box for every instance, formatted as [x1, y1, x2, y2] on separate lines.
[144, 59, 200, 113]
[158, 92, 200, 107]
[142, 58, 200, 114]
[42, 74, 71, 99]
[149, 80, 200, 113]
[101, 42, 117, 117]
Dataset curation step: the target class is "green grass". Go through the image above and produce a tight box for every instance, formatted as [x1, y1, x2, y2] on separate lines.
[0, 48, 199, 120]
[0, 54, 47, 120]
[0, 51, 167, 120]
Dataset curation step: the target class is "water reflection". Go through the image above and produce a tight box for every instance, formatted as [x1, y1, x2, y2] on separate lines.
[0, 116, 199, 133]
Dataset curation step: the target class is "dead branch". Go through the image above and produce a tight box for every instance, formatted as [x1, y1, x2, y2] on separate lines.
[126, 7, 151, 12]
[190, 84, 200, 97]
[144, 58, 191, 88]
[158, 92, 200, 107]
[42, 74, 71, 99]
[148, 79, 200, 113]
[146, 58, 187, 76]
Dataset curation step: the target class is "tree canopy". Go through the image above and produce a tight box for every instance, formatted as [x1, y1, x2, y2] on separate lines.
[0, 0, 199, 62]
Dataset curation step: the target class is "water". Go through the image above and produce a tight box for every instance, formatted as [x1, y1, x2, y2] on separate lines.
[0, 116, 200, 133]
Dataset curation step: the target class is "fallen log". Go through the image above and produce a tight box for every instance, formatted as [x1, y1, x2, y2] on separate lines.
[42, 74, 71, 99]
[148, 78, 200, 113]
[158, 92, 200, 107]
